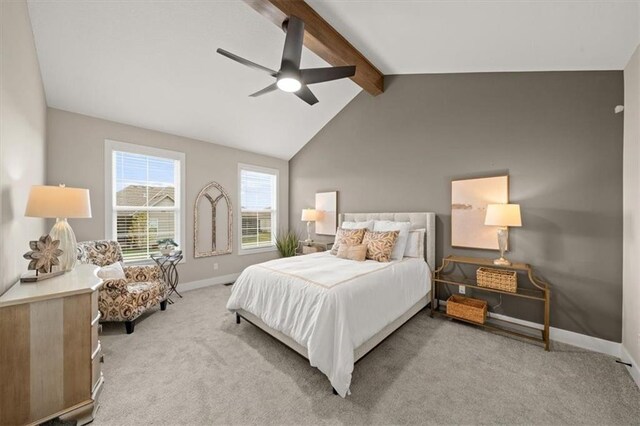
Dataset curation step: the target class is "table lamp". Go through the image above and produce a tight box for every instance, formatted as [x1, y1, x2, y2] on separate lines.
[25, 184, 92, 272]
[484, 204, 522, 266]
[301, 208, 318, 244]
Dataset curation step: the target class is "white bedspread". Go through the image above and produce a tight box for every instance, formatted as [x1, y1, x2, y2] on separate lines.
[226, 252, 430, 397]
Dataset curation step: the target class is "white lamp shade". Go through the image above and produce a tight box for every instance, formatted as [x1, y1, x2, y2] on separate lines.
[484, 204, 522, 227]
[25, 185, 92, 219]
[301, 209, 318, 221]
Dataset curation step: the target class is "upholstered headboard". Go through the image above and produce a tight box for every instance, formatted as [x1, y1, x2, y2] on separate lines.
[338, 212, 436, 271]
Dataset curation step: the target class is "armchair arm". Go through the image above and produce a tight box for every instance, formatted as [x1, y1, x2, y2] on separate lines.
[124, 264, 162, 282]
[100, 278, 129, 296]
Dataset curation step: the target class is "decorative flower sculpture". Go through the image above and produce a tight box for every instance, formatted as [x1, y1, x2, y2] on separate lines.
[23, 234, 64, 274]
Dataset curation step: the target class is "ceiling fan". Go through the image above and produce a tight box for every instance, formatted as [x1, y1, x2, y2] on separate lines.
[216, 16, 356, 106]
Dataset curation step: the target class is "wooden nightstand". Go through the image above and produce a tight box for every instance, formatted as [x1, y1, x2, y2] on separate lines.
[296, 241, 333, 255]
[431, 255, 551, 350]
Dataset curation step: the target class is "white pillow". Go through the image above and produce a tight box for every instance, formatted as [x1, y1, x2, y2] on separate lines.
[373, 220, 411, 260]
[97, 262, 126, 280]
[340, 220, 374, 231]
[404, 228, 425, 258]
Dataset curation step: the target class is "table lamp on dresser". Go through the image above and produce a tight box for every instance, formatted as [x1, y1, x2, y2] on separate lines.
[484, 203, 522, 266]
[301, 208, 318, 244]
[25, 184, 92, 271]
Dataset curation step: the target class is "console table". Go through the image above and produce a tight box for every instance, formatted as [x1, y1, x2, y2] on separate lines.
[0, 264, 104, 425]
[431, 256, 551, 350]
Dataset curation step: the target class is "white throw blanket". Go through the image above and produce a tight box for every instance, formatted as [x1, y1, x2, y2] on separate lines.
[226, 252, 430, 397]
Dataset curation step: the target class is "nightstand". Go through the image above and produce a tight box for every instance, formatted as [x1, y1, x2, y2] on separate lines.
[296, 241, 333, 255]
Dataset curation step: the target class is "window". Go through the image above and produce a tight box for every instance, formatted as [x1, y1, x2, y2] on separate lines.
[105, 140, 185, 263]
[238, 163, 278, 254]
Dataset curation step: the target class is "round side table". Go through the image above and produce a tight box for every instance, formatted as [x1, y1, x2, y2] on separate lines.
[151, 253, 184, 304]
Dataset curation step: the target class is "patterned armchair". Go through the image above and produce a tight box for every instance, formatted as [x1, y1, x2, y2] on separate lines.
[77, 240, 168, 334]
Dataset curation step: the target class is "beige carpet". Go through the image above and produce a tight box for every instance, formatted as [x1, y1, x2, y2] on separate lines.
[95, 285, 640, 425]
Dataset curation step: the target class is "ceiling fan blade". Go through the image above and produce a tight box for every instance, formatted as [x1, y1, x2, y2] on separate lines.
[294, 85, 319, 106]
[249, 83, 278, 97]
[300, 65, 356, 85]
[281, 16, 304, 71]
[217, 48, 277, 76]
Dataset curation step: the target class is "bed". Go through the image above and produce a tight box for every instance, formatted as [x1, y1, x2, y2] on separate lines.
[226, 212, 436, 397]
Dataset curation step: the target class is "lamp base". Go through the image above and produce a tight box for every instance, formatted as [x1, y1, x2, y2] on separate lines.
[493, 257, 512, 266]
[49, 218, 77, 272]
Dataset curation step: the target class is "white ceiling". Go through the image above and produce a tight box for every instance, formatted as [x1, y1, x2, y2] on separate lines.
[27, 1, 361, 160]
[308, 0, 640, 74]
[28, 1, 640, 160]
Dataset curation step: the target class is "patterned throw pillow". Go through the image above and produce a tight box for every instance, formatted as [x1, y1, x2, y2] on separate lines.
[362, 230, 399, 262]
[330, 228, 366, 254]
[336, 244, 367, 261]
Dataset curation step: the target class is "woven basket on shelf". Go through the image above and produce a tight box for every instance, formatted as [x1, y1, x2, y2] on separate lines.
[477, 267, 517, 293]
[446, 295, 487, 324]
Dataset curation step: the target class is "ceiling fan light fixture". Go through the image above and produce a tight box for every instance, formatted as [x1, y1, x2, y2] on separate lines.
[277, 77, 302, 93]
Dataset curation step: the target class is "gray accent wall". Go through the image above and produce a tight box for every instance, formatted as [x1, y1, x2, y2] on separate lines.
[290, 72, 624, 342]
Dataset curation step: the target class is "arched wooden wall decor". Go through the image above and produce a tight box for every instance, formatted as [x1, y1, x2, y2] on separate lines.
[194, 181, 233, 257]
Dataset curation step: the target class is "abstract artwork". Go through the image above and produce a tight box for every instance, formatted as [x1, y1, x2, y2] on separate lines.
[315, 191, 338, 235]
[451, 176, 509, 250]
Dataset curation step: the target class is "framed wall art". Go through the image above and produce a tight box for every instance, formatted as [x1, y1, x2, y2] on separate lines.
[315, 191, 337, 236]
[451, 175, 509, 250]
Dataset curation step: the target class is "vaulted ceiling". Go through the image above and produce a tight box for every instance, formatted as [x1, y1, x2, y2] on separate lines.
[28, 1, 640, 160]
[27, 1, 361, 160]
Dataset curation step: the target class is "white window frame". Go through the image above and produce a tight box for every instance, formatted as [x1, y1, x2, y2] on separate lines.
[105, 139, 186, 264]
[238, 163, 279, 256]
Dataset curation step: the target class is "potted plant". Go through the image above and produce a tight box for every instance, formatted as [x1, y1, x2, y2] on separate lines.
[275, 231, 299, 258]
[157, 238, 178, 256]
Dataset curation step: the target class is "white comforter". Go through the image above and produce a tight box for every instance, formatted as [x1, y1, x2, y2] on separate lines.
[226, 252, 430, 397]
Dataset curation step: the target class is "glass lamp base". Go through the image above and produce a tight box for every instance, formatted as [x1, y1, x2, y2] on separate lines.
[49, 218, 77, 272]
[494, 227, 510, 266]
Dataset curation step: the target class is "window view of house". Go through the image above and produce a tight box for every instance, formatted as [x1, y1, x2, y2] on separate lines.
[113, 150, 181, 261]
[240, 166, 277, 250]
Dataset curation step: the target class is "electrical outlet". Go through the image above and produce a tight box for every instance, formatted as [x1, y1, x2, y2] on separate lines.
[459, 285, 466, 295]
[214, 263, 219, 271]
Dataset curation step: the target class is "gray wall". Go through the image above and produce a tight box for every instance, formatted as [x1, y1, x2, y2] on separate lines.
[47, 108, 288, 285]
[290, 72, 624, 342]
[623, 44, 640, 364]
[1, 0, 47, 295]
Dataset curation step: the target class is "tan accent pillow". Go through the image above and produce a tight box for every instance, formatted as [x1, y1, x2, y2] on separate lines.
[331, 228, 366, 254]
[362, 230, 399, 262]
[336, 244, 367, 261]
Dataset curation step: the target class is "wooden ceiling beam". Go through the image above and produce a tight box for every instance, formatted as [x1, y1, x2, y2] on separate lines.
[243, 0, 384, 96]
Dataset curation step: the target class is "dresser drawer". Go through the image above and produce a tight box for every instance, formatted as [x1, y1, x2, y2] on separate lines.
[91, 321, 100, 354]
[91, 344, 102, 391]
[91, 290, 99, 318]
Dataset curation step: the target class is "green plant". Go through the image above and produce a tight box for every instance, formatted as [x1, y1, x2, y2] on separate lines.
[275, 230, 299, 258]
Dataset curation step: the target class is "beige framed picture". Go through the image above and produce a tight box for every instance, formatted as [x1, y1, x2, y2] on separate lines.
[315, 191, 337, 235]
[451, 175, 509, 250]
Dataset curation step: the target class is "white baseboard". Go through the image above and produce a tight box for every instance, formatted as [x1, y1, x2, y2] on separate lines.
[620, 344, 640, 389]
[179, 272, 240, 292]
[437, 299, 621, 358]
[487, 311, 621, 358]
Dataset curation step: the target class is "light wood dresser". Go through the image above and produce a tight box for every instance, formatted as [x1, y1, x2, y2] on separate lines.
[0, 264, 104, 425]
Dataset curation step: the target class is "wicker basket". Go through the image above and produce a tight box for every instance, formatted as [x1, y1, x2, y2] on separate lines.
[477, 267, 517, 293]
[446, 295, 487, 324]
